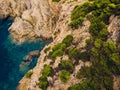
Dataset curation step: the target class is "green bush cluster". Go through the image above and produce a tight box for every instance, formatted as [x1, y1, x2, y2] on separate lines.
[39, 76, 48, 90]
[77, 51, 90, 61]
[69, 0, 120, 90]
[39, 65, 53, 90]
[52, 0, 60, 2]
[68, 47, 90, 61]
[103, 41, 117, 54]
[69, 78, 100, 90]
[49, 35, 73, 60]
[76, 67, 91, 79]
[59, 60, 74, 73]
[42, 65, 54, 77]
[70, 0, 120, 29]
[59, 70, 70, 83]
[62, 35, 73, 47]
[68, 47, 78, 59]
[69, 2, 95, 28]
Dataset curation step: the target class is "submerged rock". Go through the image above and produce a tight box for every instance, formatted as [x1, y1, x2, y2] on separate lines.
[23, 50, 40, 61]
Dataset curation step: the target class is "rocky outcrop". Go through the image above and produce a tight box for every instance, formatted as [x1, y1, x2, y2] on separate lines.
[18, 0, 90, 90]
[113, 75, 120, 90]
[0, 0, 57, 44]
[23, 50, 40, 62]
[108, 16, 120, 90]
[108, 16, 120, 42]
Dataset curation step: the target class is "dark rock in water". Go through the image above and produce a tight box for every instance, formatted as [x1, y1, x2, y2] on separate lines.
[23, 50, 40, 62]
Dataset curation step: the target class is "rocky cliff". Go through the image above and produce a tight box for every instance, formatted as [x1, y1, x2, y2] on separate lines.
[0, 0, 120, 90]
[0, 0, 57, 43]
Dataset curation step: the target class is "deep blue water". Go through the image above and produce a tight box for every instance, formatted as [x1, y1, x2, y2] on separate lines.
[0, 18, 48, 90]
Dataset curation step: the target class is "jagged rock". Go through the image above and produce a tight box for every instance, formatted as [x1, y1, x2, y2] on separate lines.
[108, 16, 120, 42]
[0, 0, 57, 44]
[23, 50, 40, 61]
[113, 75, 120, 90]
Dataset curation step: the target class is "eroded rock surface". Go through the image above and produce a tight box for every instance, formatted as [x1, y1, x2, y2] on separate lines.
[0, 0, 56, 43]
[1, 0, 120, 90]
[18, 0, 90, 90]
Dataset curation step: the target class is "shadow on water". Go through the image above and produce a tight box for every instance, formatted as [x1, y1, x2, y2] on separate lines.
[0, 18, 49, 90]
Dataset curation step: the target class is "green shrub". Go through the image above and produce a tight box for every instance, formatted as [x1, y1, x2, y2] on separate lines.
[76, 67, 91, 79]
[69, 2, 95, 28]
[91, 47, 99, 56]
[39, 75, 48, 90]
[68, 84, 81, 90]
[50, 43, 66, 59]
[76, 51, 90, 61]
[59, 60, 74, 73]
[99, 29, 109, 40]
[26, 71, 33, 78]
[39, 65, 53, 89]
[103, 42, 117, 54]
[69, 17, 84, 28]
[62, 35, 73, 46]
[42, 65, 53, 77]
[111, 0, 120, 4]
[52, 0, 60, 2]
[94, 38, 102, 48]
[109, 53, 120, 65]
[103, 76, 113, 89]
[51, 49, 63, 59]
[52, 43, 66, 51]
[89, 21, 106, 36]
[59, 70, 70, 83]
[68, 48, 78, 59]
[69, 78, 99, 90]
[50, 35, 73, 60]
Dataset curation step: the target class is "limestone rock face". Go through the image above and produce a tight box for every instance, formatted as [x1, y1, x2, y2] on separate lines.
[18, 0, 90, 90]
[0, 0, 56, 43]
[0, 0, 27, 18]
[108, 16, 120, 42]
[113, 75, 120, 90]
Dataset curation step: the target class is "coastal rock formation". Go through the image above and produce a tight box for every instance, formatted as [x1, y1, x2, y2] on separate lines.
[0, 0, 56, 43]
[18, 0, 91, 90]
[0, 0, 120, 90]
[108, 16, 120, 43]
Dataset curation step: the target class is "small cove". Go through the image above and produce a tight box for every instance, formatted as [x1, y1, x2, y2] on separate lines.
[0, 18, 49, 90]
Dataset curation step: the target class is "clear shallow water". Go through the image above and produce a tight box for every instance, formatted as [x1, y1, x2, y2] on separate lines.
[0, 18, 49, 90]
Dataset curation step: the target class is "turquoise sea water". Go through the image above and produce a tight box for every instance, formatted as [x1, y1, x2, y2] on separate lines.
[0, 18, 48, 90]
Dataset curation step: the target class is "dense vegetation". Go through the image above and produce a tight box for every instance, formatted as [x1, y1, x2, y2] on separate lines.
[52, 0, 60, 2]
[59, 60, 74, 73]
[39, 0, 120, 89]
[69, 0, 120, 90]
[59, 70, 70, 83]
[49, 35, 73, 60]
[69, 0, 120, 29]
[39, 65, 53, 90]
